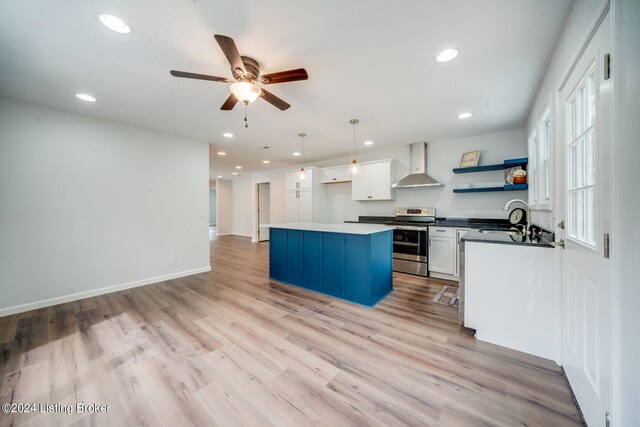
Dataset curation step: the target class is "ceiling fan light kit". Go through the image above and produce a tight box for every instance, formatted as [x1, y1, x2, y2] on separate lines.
[169, 34, 308, 128]
[229, 81, 261, 104]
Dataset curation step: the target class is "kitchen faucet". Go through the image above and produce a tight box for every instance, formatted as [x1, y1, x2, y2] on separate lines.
[503, 199, 532, 237]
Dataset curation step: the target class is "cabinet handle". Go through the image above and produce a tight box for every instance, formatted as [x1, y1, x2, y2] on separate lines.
[435, 229, 446, 232]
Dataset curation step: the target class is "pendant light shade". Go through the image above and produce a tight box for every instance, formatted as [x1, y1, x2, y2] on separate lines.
[298, 133, 307, 180]
[349, 119, 360, 175]
[350, 159, 359, 175]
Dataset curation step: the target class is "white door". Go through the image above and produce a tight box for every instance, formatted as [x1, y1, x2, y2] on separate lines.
[369, 162, 392, 200]
[298, 189, 313, 222]
[285, 189, 299, 222]
[299, 169, 312, 189]
[257, 183, 270, 242]
[429, 236, 454, 275]
[285, 172, 299, 190]
[351, 164, 370, 200]
[559, 12, 612, 426]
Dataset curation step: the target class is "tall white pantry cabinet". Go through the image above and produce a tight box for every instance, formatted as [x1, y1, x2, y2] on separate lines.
[285, 168, 327, 223]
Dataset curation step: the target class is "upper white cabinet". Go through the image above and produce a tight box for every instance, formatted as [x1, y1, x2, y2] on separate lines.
[286, 171, 312, 190]
[321, 165, 352, 184]
[351, 160, 395, 201]
[285, 168, 327, 223]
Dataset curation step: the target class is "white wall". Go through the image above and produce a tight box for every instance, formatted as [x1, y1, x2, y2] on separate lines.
[526, 0, 609, 229]
[0, 97, 210, 315]
[215, 179, 233, 236]
[232, 128, 526, 241]
[318, 129, 526, 221]
[612, 0, 640, 424]
[231, 177, 253, 237]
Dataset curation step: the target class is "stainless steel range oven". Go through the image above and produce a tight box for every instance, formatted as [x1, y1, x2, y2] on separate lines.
[392, 208, 435, 277]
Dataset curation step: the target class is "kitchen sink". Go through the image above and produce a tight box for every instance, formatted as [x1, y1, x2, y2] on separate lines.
[478, 228, 523, 237]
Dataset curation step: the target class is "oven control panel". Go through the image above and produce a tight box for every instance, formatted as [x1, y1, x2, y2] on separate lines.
[395, 207, 436, 217]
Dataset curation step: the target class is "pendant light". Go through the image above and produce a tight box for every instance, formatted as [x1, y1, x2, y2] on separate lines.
[298, 133, 307, 180]
[349, 119, 360, 175]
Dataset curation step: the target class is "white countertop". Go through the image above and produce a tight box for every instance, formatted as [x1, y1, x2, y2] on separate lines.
[266, 223, 393, 235]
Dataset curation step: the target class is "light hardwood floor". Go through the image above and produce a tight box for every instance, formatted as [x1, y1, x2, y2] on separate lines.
[0, 234, 584, 426]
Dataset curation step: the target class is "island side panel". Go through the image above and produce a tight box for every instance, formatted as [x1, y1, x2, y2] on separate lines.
[369, 231, 393, 305]
[345, 234, 369, 305]
[269, 228, 288, 281]
[287, 230, 304, 283]
[302, 231, 323, 292]
[322, 233, 346, 297]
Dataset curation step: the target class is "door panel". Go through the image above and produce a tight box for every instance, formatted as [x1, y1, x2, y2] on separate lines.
[429, 236, 454, 274]
[297, 189, 312, 222]
[258, 183, 270, 241]
[369, 162, 392, 200]
[559, 11, 611, 425]
[351, 164, 370, 200]
[285, 189, 298, 222]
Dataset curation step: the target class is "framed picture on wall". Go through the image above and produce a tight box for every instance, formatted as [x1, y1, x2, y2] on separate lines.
[459, 150, 480, 168]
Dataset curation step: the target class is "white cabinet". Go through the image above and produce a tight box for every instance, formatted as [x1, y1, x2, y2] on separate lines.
[428, 226, 470, 279]
[321, 165, 351, 184]
[285, 168, 327, 223]
[428, 227, 455, 275]
[287, 171, 311, 190]
[351, 160, 395, 201]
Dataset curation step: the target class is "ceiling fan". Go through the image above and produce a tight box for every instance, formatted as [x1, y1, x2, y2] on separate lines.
[170, 34, 308, 120]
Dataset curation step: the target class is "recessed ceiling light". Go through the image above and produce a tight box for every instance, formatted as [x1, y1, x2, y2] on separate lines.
[458, 112, 472, 119]
[364, 140, 374, 146]
[223, 132, 234, 138]
[235, 166, 242, 169]
[292, 152, 301, 156]
[75, 93, 96, 102]
[217, 151, 226, 156]
[99, 14, 131, 34]
[262, 160, 270, 164]
[232, 172, 239, 176]
[216, 175, 222, 178]
[436, 48, 458, 63]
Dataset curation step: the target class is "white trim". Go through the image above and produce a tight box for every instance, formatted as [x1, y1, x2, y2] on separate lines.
[0, 266, 211, 317]
[232, 233, 253, 238]
[559, 1, 611, 92]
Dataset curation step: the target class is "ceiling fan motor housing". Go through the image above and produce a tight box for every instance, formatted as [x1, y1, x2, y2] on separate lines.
[235, 56, 260, 81]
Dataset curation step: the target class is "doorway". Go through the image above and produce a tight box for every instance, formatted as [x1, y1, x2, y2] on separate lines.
[257, 182, 270, 242]
[558, 8, 612, 425]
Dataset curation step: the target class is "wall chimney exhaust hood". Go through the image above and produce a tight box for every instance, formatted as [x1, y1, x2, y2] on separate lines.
[392, 142, 442, 188]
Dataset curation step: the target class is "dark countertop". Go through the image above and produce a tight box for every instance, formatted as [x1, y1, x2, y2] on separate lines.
[345, 215, 555, 248]
[345, 216, 511, 229]
[461, 229, 555, 248]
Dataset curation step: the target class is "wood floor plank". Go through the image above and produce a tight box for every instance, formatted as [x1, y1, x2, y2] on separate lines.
[0, 233, 584, 426]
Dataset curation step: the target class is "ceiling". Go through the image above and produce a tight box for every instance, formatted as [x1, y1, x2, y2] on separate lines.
[0, 0, 573, 179]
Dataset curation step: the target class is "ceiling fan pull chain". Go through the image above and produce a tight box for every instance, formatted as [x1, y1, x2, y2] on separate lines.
[244, 102, 248, 128]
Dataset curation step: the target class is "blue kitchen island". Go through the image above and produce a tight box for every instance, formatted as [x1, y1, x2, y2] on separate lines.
[268, 223, 394, 307]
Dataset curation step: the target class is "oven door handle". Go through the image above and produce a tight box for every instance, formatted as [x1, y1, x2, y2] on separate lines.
[394, 226, 428, 231]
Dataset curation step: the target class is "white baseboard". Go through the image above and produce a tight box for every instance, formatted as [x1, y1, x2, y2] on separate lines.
[232, 233, 253, 238]
[0, 266, 211, 318]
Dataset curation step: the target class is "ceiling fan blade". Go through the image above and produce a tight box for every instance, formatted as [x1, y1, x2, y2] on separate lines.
[261, 68, 308, 84]
[260, 89, 291, 111]
[170, 70, 230, 83]
[214, 34, 246, 76]
[220, 94, 238, 111]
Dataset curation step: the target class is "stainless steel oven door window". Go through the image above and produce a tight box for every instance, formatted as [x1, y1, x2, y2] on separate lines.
[392, 228, 427, 260]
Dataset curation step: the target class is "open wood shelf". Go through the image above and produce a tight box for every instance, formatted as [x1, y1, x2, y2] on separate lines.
[452, 157, 528, 174]
[453, 184, 528, 193]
